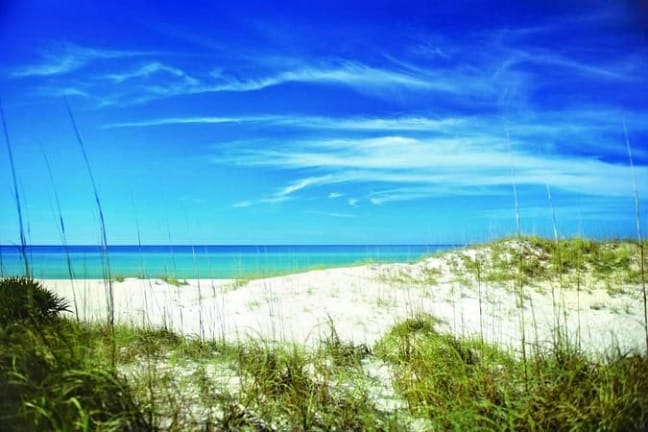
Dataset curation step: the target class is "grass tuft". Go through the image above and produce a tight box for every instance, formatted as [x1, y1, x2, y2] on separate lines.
[0, 278, 152, 431]
[375, 314, 648, 431]
[161, 276, 189, 287]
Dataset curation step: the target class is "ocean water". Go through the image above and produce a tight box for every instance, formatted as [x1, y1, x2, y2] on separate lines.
[0, 245, 458, 279]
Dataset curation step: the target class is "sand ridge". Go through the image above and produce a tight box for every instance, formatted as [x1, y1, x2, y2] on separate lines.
[41, 246, 647, 355]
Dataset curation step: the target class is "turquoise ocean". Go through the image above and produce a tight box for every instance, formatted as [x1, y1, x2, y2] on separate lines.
[0, 245, 458, 279]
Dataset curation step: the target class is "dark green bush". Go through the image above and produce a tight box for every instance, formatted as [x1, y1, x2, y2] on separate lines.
[0, 278, 152, 431]
[0, 277, 70, 326]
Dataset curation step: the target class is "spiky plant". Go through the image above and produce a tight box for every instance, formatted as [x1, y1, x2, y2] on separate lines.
[0, 278, 70, 326]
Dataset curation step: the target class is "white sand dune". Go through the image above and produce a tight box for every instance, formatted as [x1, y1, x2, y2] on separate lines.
[41, 247, 647, 355]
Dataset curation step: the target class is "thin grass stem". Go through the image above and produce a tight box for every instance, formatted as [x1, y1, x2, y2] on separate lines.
[508, 128, 529, 387]
[64, 98, 115, 366]
[0, 97, 30, 277]
[42, 149, 79, 322]
[623, 120, 647, 353]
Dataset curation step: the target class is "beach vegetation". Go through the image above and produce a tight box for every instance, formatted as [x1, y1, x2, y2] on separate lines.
[161, 276, 189, 287]
[377, 266, 441, 286]
[449, 236, 647, 287]
[0, 277, 70, 326]
[224, 278, 250, 292]
[1, 258, 648, 430]
[13, 311, 645, 431]
[0, 278, 151, 431]
[374, 313, 648, 431]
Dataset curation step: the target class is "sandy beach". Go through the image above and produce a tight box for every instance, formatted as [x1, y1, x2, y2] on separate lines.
[41, 242, 647, 355]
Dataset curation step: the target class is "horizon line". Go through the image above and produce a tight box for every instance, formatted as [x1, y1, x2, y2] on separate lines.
[0, 243, 463, 248]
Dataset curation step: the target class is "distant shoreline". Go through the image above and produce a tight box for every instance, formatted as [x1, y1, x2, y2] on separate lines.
[0, 244, 457, 279]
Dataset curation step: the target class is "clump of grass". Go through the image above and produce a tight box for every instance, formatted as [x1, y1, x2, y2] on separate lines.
[221, 278, 251, 293]
[321, 315, 369, 368]
[234, 340, 396, 430]
[0, 278, 152, 431]
[160, 276, 188, 287]
[375, 313, 516, 429]
[374, 313, 442, 363]
[375, 314, 648, 430]
[89, 321, 394, 430]
[454, 236, 647, 286]
[378, 266, 441, 286]
[524, 343, 648, 431]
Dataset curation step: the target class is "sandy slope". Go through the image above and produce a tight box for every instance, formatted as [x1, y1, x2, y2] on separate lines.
[41, 247, 647, 355]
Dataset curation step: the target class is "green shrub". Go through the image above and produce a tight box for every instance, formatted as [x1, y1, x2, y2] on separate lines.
[375, 314, 517, 429]
[0, 278, 70, 326]
[519, 344, 648, 431]
[0, 278, 152, 431]
[376, 316, 648, 431]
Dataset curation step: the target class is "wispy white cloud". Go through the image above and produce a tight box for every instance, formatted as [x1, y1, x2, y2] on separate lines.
[328, 192, 343, 199]
[259, 196, 291, 205]
[232, 195, 292, 208]
[23, 17, 646, 112]
[500, 50, 637, 81]
[99, 108, 648, 169]
[306, 211, 356, 218]
[208, 61, 436, 92]
[13, 56, 82, 78]
[103, 61, 189, 83]
[103, 115, 277, 129]
[215, 133, 648, 204]
[368, 186, 486, 205]
[35, 50, 509, 106]
[231, 175, 337, 208]
[479, 198, 634, 222]
[193, 103, 648, 209]
[485, 13, 648, 85]
[113, 59, 485, 104]
[103, 113, 465, 131]
[324, 116, 464, 131]
[275, 176, 333, 197]
[493, 11, 623, 43]
[12, 42, 152, 78]
[53, 57, 472, 107]
[232, 200, 253, 208]
[39, 86, 90, 97]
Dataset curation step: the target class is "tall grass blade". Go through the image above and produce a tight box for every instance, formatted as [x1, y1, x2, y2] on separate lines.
[507, 128, 529, 386]
[545, 183, 564, 342]
[131, 192, 145, 278]
[42, 148, 79, 322]
[0, 97, 30, 277]
[0, 243, 4, 277]
[623, 120, 647, 353]
[64, 98, 115, 365]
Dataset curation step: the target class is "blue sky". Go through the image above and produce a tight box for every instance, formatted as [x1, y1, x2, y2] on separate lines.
[1, 0, 647, 245]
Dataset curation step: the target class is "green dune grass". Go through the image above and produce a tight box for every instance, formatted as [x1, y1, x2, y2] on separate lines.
[1, 237, 647, 430]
